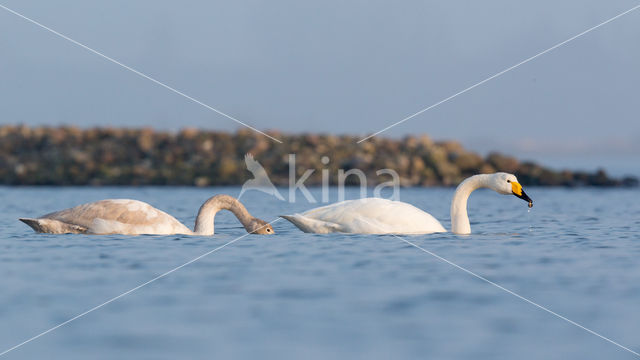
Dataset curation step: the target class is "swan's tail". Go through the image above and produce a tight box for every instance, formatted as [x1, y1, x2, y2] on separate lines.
[19, 218, 45, 232]
[279, 215, 297, 224]
[19, 218, 88, 234]
[279, 214, 343, 234]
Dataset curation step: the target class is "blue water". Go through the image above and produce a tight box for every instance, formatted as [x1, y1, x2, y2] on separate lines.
[1, 186, 639, 359]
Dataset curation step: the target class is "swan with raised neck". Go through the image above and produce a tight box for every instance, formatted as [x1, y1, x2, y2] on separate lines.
[19, 194, 275, 235]
[451, 173, 532, 234]
[280, 172, 532, 235]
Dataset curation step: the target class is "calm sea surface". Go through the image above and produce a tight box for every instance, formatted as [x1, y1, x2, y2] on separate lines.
[0, 186, 639, 359]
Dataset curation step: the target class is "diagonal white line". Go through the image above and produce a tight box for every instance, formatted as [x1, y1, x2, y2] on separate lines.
[385, 231, 640, 357]
[0, 218, 282, 357]
[357, 4, 640, 143]
[0, 3, 282, 144]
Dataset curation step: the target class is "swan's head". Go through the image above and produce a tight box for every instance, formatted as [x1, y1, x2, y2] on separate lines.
[490, 172, 533, 208]
[247, 218, 275, 235]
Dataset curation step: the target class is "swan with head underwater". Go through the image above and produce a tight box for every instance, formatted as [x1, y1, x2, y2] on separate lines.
[20, 194, 274, 235]
[280, 172, 532, 235]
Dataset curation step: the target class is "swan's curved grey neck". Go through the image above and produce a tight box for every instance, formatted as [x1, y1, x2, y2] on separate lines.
[450, 174, 491, 235]
[193, 194, 254, 235]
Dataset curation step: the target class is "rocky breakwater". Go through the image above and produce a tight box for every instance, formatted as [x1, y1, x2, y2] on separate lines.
[0, 125, 636, 187]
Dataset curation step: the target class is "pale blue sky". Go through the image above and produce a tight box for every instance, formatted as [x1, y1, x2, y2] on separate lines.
[1, 1, 638, 175]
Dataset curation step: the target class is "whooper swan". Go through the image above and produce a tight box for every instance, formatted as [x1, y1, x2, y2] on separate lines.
[280, 173, 532, 235]
[20, 194, 274, 235]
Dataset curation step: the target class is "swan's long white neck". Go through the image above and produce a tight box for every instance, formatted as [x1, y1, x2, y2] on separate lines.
[450, 174, 491, 235]
[193, 194, 254, 235]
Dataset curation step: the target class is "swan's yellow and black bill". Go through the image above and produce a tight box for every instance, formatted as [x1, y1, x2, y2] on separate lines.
[511, 182, 533, 208]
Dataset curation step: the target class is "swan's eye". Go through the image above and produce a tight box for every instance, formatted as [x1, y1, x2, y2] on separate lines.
[507, 180, 511, 183]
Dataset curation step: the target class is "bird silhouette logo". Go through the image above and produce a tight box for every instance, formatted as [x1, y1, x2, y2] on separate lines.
[238, 153, 285, 201]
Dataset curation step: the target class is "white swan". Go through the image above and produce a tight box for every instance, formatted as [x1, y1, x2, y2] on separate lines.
[280, 173, 532, 235]
[20, 194, 274, 235]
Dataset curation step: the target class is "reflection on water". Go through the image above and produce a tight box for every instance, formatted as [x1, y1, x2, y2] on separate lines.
[0, 186, 639, 359]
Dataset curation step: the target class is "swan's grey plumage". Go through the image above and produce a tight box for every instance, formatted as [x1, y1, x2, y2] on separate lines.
[20, 194, 274, 235]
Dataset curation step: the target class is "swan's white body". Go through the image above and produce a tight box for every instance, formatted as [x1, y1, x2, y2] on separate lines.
[20, 195, 274, 235]
[282, 198, 446, 234]
[281, 173, 532, 235]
